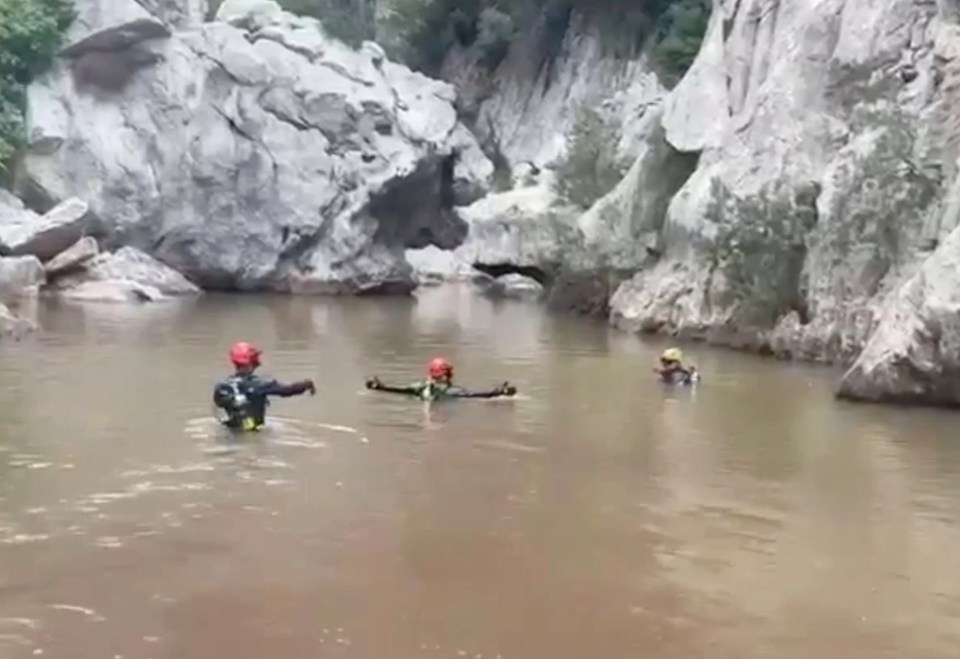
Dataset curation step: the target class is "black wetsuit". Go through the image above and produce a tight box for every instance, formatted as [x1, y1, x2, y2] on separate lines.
[367, 380, 514, 401]
[213, 373, 314, 430]
[658, 368, 697, 386]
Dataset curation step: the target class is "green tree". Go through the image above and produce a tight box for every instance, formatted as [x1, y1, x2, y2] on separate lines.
[554, 106, 628, 209]
[0, 0, 75, 174]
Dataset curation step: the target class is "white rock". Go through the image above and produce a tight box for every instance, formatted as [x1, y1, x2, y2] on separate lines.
[20, 1, 492, 294]
[0, 197, 90, 262]
[57, 280, 164, 303]
[405, 245, 479, 286]
[480, 273, 544, 300]
[65, 247, 200, 296]
[44, 237, 100, 277]
[837, 222, 960, 405]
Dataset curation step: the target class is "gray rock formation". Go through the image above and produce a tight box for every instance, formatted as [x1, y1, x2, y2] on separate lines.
[0, 198, 90, 261]
[442, 10, 665, 178]
[44, 236, 100, 276]
[452, 186, 577, 271]
[837, 222, 960, 405]
[606, 0, 960, 366]
[50, 246, 202, 302]
[479, 273, 544, 300]
[405, 245, 480, 286]
[18, 0, 492, 294]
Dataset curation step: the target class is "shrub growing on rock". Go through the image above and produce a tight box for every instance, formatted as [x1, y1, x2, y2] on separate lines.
[381, 0, 710, 83]
[554, 106, 628, 210]
[0, 0, 75, 175]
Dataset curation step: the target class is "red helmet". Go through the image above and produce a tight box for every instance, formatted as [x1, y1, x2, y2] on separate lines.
[229, 341, 261, 367]
[428, 357, 453, 379]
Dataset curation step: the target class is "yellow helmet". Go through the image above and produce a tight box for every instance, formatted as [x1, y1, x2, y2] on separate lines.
[661, 348, 683, 363]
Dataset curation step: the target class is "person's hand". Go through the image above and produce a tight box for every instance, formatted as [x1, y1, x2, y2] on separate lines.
[366, 377, 382, 390]
[500, 382, 517, 396]
[306, 379, 316, 396]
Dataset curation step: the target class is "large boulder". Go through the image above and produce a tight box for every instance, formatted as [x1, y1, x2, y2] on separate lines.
[479, 273, 544, 300]
[18, 0, 492, 295]
[452, 185, 579, 271]
[51, 246, 201, 299]
[57, 280, 165, 303]
[837, 223, 960, 406]
[44, 236, 100, 276]
[404, 245, 480, 286]
[0, 198, 91, 262]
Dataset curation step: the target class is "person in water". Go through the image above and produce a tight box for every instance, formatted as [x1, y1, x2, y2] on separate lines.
[212, 341, 316, 431]
[655, 348, 698, 385]
[365, 357, 517, 401]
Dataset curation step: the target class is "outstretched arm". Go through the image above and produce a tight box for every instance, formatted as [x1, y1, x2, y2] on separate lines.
[263, 379, 315, 397]
[366, 377, 425, 397]
[449, 382, 517, 399]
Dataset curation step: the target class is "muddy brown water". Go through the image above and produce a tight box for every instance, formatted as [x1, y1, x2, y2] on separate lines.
[1, 286, 960, 658]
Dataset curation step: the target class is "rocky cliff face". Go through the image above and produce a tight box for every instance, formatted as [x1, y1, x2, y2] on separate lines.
[16, 0, 492, 294]
[608, 0, 960, 367]
[421, 0, 960, 404]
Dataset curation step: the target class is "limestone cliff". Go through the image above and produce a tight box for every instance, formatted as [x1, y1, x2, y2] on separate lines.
[15, 0, 493, 294]
[428, 0, 960, 404]
[609, 0, 960, 368]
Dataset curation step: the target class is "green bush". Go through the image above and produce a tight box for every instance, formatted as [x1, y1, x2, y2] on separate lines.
[706, 180, 812, 326]
[554, 106, 628, 210]
[279, 0, 375, 46]
[382, 0, 528, 73]
[382, 0, 709, 83]
[650, 0, 710, 85]
[0, 0, 75, 174]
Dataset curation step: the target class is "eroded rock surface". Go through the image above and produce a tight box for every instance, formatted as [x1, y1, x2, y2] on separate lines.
[18, 0, 492, 294]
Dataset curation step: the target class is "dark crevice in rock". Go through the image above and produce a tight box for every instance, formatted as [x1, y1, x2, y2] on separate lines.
[473, 262, 549, 285]
[545, 267, 635, 318]
[369, 155, 467, 251]
[69, 43, 165, 96]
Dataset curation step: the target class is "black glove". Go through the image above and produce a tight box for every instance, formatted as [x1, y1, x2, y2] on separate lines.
[365, 377, 382, 390]
[500, 382, 517, 396]
[294, 379, 315, 395]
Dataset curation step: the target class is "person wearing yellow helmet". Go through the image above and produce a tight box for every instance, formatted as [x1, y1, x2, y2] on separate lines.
[655, 347, 698, 385]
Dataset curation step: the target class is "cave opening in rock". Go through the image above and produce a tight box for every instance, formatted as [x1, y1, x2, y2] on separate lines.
[472, 262, 550, 285]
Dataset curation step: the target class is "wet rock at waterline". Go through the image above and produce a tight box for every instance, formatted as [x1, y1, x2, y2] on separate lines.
[405, 246, 480, 286]
[49, 246, 201, 302]
[55, 280, 166, 303]
[0, 256, 45, 304]
[44, 236, 100, 277]
[478, 273, 544, 300]
[0, 303, 38, 338]
[17, 0, 492, 294]
[452, 186, 577, 272]
[837, 225, 960, 406]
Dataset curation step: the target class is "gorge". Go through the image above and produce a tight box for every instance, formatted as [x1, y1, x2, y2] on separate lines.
[4, 0, 960, 407]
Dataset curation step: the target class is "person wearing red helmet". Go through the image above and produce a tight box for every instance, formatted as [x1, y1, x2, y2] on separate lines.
[365, 357, 516, 401]
[212, 341, 316, 431]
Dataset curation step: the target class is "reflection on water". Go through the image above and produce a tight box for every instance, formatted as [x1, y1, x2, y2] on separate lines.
[0, 287, 959, 658]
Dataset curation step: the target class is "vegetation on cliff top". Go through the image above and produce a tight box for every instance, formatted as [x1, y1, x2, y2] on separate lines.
[555, 106, 629, 210]
[383, 0, 710, 82]
[0, 0, 75, 175]
[259, 0, 708, 84]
